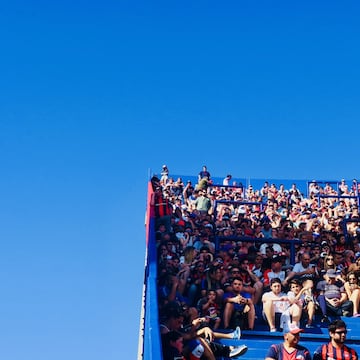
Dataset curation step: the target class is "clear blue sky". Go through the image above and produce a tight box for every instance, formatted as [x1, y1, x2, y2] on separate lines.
[0, 1, 359, 359]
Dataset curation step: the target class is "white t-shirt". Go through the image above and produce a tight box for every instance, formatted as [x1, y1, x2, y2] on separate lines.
[262, 291, 290, 313]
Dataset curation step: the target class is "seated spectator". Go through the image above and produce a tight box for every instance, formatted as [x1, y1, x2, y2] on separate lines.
[222, 277, 255, 330]
[262, 245, 281, 270]
[348, 254, 360, 274]
[238, 257, 263, 305]
[160, 302, 246, 359]
[344, 249, 355, 270]
[248, 253, 264, 281]
[287, 279, 317, 328]
[265, 323, 311, 360]
[283, 252, 318, 293]
[263, 256, 287, 290]
[200, 265, 224, 301]
[262, 278, 302, 332]
[197, 289, 221, 330]
[344, 271, 360, 317]
[317, 269, 353, 318]
[334, 251, 347, 272]
[193, 233, 215, 254]
[161, 330, 189, 360]
[323, 253, 336, 273]
[313, 319, 359, 360]
[187, 260, 206, 307]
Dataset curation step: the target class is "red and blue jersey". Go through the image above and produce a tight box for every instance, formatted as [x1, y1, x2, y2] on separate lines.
[266, 343, 311, 360]
[313, 342, 358, 360]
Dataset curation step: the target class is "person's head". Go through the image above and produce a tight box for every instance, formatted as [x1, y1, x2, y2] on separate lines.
[270, 278, 282, 295]
[283, 323, 304, 346]
[208, 265, 222, 281]
[207, 289, 217, 302]
[162, 330, 184, 353]
[271, 256, 282, 271]
[265, 245, 274, 258]
[254, 254, 264, 266]
[334, 252, 344, 265]
[325, 268, 337, 283]
[231, 277, 243, 293]
[324, 254, 336, 270]
[347, 271, 359, 284]
[328, 319, 348, 345]
[239, 258, 250, 270]
[162, 302, 185, 331]
[300, 252, 311, 267]
[311, 244, 321, 257]
[289, 279, 302, 294]
[229, 266, 241, 277]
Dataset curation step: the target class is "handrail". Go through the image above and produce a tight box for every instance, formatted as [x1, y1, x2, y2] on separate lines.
[213, 200, 264, 220]
[216, 236, 301, 264]
[341, 217, 360, 242]
[315, 194, 360, 207]
[143, 217, 162, 360]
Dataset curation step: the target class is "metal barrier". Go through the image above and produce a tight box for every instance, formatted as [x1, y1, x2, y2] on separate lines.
[213, 200, 264, 220]
[341, 217, 360, 242]
[306, 180, 339, 198]
[142, 215, 162, 360]
[216, 236, 300, 265]
[316, 194, 360, 208]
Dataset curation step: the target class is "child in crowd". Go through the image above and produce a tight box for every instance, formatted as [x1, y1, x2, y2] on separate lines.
[197, 289, 221, 330]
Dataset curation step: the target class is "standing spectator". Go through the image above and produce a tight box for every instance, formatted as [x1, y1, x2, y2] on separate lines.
[198, 165, 211, 182]
[151, 186, 173, 232]
[194, 190, 212, 216]
[183, 180, 195, 208]
[339, 179, 349, 196]
[265, 323, 311, 360]
[260, 181, 269, 202]
[313, 319, 358, 360]
[160, 165, 169, 185]
[223, 174, 232, 186]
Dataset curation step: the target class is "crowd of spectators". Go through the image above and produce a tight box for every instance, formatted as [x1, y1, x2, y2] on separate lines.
[152, 166, 360, 359]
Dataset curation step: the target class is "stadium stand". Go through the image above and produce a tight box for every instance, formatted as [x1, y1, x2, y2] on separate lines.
[139, 168, 360, 359]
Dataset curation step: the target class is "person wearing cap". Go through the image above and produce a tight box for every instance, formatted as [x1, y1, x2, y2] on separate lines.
[313, 319, 358, 360]
[317, 268, 353, 318]
[265, 323, 311, 360]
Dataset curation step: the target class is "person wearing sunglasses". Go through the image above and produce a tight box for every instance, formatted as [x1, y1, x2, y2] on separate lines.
[344, 271, 360, 317]
[313, 319, 358, 360]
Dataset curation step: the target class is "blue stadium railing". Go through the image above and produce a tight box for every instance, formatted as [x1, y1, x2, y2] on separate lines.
[141, 215, 162, 360]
